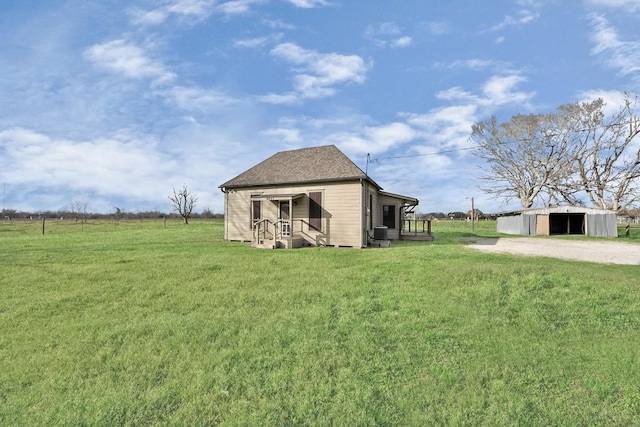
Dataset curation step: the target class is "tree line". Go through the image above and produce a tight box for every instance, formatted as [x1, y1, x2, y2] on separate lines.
[471, 92, 640, 212]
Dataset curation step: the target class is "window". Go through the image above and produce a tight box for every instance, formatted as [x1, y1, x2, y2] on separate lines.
[382, 205, 395, 228]
[309, 192, 322, 231]
[251, 200, 261, 227]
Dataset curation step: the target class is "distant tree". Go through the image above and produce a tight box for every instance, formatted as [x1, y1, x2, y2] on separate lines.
[448, 211, 466, 220]
[2, 208, 16, 220]
[169, 185, 197, 224]
[467, 208, 483, 219]
[70, 200, 88, 223]
[200, 207, 214, 219]
[421, 212, 446, 220]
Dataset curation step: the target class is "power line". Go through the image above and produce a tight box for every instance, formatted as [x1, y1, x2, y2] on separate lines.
[368, 145, 478, 163]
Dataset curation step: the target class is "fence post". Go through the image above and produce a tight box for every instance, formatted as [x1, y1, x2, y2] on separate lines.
[42, 217, 45, 235]
[626, 223, 630, 237]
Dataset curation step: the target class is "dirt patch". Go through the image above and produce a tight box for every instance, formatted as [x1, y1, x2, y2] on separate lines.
[463, 237, 640, 265]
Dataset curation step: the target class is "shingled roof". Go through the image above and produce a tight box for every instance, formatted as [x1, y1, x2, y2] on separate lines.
[220, 145, 380, 189]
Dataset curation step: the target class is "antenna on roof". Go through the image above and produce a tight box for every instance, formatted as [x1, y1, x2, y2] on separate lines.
[365, 153, 370, 176]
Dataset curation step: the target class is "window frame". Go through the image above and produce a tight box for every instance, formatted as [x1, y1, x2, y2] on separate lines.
[251, 199, 262, 229]
[308, 191, 323, 231]
[382, 204, 396, 229]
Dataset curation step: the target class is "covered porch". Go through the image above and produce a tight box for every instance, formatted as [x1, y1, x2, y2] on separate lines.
[400, 219, 434, 241]
[250, 193, 310, 249]
[398, 197, 433, 241]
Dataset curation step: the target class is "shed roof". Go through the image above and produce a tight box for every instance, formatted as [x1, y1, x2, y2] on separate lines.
[219, 145, 380, 189]
[497, 206, 616, 216]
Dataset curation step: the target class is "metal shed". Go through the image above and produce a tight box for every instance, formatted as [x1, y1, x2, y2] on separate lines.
[496, 206, 618, 238]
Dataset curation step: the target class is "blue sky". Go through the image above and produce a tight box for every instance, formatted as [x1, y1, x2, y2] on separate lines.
[1, 0, 639, 215]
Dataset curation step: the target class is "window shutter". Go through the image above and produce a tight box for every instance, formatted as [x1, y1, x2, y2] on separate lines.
[309, 192, 322, 231]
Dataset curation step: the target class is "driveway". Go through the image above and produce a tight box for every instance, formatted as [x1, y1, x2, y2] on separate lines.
[463, 237, 640, 265]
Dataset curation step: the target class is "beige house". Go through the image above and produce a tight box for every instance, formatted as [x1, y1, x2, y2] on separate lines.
[219, 145, 423, 248]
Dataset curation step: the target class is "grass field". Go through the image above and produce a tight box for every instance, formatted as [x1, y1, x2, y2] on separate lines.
[1, 218, 639, 425]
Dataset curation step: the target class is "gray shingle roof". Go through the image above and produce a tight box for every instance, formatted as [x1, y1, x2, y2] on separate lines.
[220, 145, 380, 189]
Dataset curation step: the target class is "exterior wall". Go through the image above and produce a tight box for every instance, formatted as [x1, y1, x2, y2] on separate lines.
[497, 208, 618, 237]
[497, 215, 527, 235]
[223, 188, 253, 241]
[497, 214, 536, 235]
[586, 213, 618, 237]
[224, 181, 365, 247]
[377, 194, 403, 240]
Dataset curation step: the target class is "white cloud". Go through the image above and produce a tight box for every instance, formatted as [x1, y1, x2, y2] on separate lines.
[404, 104, 479, 148]
[0, 128, 176, 205]
[434, 58, 507, 72]
[578, 89, 631, 117]
[234, 36, 270, 48]
[167, 86, 239, 111]
[486, 9, 540, 32]
[432, 72, 535, 110]
[285, 0, 331, 8]
[435, 87, 478, 102]
[358, 122, 416, 153]
[589, 14, 640, 77]
[421, 21, 450, 35]
[217, 0, 265, 16]
[234, 33, 282, 48]
[364, 22, 412, 48]
[260, 127, 302, 144]
[85, 39, 176, 82]
[479, 74, 534, 107]
[129, 0, 263, 25]
[129, 0, 215, 25]
[392, 37, 412, 48]
[588, 0, 640, 12]
[261, 42, 370, 103]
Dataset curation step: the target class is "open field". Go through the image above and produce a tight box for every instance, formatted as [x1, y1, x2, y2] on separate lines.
[1, 218, 640, 425]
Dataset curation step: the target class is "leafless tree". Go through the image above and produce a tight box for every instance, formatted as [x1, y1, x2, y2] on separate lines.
[472, 94, 640, 211]
[70, 200, 88, 223]
[471, 112, 578, 208]
[571, 93, 640, 211]
[169, 185, 197, 224]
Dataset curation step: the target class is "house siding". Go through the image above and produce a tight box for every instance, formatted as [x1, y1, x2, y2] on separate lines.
[223, 180, 365, 247]
[377, 194, 402, 240]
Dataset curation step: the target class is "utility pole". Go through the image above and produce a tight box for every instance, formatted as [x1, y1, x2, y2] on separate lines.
[471, 196, 475, 232]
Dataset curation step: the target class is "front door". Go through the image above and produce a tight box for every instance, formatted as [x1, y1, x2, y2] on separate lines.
[279, 201, 291, 237]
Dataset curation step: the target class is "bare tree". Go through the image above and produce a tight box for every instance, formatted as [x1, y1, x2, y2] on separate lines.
[169, 185, 197, 224]
[471, 112, 578, 208]
[70, 200, 88, 223]
[472, 95, 640, 211]
[571, 93, 640, 211]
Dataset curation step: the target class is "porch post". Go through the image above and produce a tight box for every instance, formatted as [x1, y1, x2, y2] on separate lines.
[289, 197, 293, 248]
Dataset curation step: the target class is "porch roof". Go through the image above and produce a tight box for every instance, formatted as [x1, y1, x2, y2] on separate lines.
[379, 190, 419, 205]
[250, 193, 305, 201]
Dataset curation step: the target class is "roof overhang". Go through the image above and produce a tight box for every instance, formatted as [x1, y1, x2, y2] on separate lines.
[378, 190, 419, 206]
[250, 193, 306, 201]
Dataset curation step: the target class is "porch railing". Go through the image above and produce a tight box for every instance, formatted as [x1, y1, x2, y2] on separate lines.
[253, 218, 323, 248]
[276, 219, 291, 238]
[253, 218, 274, 244]
[401, 219, 432, 237]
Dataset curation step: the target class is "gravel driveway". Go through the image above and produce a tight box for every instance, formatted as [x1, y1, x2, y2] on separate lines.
[463, 237, 640, 265]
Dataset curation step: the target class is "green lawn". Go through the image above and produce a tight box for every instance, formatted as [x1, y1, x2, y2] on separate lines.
[1, 218, 639, 425]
